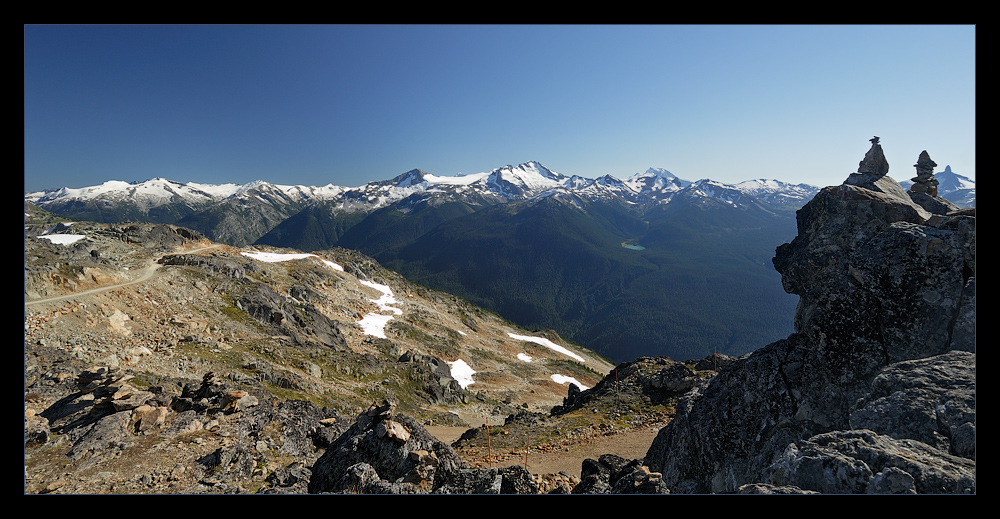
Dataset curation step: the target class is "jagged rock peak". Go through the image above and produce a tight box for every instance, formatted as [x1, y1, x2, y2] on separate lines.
[857, 136, 890, 177]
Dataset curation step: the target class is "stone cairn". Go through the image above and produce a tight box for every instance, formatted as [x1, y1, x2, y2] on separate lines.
[908, 150, 939, 197]
[858, 136, 890, 177]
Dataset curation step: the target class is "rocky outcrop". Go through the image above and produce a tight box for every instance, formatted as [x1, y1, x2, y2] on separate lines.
[763, 429, 975, 494]
[235, 282, 347, 351]
[308, 400, 539, 494]
[551, 356, 713, 416]
[397, 350, 468, 405]
[639, 138, 975, 494]
[572, 454, 668, 494]
[158, 253, 255, 279]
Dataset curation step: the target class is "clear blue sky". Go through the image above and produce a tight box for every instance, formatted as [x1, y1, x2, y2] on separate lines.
[24, 25, 976, 193]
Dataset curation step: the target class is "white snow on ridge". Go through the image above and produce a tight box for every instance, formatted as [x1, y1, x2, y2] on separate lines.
[551, 374, 589, 390]
[357, 313, 394, 339]
[359, 280, 403, 315]
[183, 181, 244, 199]
[240, 251, 344, 271]
[240, 250, 408, 339]
[491, 162, 565, 192]
[424, 172, 491, 186]
[355, 280, 403, 338]
[39, 234, 86, 245]
[49, 180, 135, 200]
[239, 252, 587, 390]
[508, 333, 585, 362]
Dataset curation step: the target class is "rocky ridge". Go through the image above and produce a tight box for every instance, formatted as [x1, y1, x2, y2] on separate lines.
[633, 137, 975, 494]
[25, 220, 622, 494]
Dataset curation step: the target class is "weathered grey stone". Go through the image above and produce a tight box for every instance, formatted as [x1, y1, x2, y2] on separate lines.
[553, 356, 707, 416]
[431, 466, 539, 495]
[309, 409, 465, 494]
[237, 282, 347, 350]
[868, 466, 916, 494]
[68, 411, 133, 460]
[737, 483, 818, 494]
[764, 430, 975, 494]
[397, 350, 467, 405]
[110, 388, 154, 412]
[572, 454, 634, 494]
[850, 351, 975, 458]
[857, 136, 890, 176]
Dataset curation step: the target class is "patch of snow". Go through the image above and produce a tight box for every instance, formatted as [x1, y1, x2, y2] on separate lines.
[357, 313, 394, 339]
[322, 260, 345, 271]
[39, 234, 86, 245]
[508, 333, 585, 362]
[517, 353, 533, 362]
[359, 280, 403, 315]
[448, 359, 476, 389]
[355, 280, 403, 338]
[240, 251, 344, 271]
[550, 374, 589, 390]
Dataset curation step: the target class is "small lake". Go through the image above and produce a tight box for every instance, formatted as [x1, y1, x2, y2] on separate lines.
[621, 243, 646, 251]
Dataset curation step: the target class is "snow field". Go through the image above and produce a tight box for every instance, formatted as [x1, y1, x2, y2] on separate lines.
[446, 359, 476, 389]
[550, 374, 589, 390]
[240, 251, 344, 271]
[39, 234, 86, 245]
[507, 333, 585, 362]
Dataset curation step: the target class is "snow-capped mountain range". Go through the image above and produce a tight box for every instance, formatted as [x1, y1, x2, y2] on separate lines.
[25, 177, 346, 210]
[25, 161, 823, 218]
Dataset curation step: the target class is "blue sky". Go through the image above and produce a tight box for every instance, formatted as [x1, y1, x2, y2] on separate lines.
[24, 25, 975, 193]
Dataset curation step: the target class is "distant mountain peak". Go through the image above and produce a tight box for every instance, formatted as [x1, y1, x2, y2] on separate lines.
[390, 169, 429, 188]
[644, 167, 678, 179]
[231, 179, 273, 197]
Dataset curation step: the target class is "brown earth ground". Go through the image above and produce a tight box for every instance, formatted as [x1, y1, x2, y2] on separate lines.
[24, 224, 640, 493]
[427, 424, 662, 477]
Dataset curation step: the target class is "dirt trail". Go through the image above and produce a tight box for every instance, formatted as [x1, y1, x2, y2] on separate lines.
[25, 243, 223, 307]
[426, 424, 662, 478]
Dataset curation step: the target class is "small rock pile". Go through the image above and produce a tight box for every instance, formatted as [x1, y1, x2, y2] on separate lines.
[906, 150, 961, 215]
[909, 150, 939, 196]
[572, 453, 668, 494]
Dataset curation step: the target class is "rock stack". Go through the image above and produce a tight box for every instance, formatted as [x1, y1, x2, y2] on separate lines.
[907, 150, 961, 215]
[858, 136, 890, 177]
[909, 150, 939, 196]
[844, 136, 913, 202]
